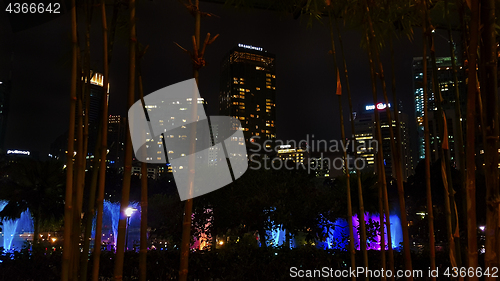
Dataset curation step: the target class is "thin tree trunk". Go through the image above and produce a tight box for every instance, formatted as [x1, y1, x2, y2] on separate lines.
[80, 128, 101, 281]
[107, 0, 120, 65]
[363, 1, 395, 278]
[444, 0, 464, 268]
[335, 19, 369, 280]
[327, 11, 355, 278]
[480, 0, 500, 275]
[113, 0, 136, 279]
[179, 1, 201, 280]
[377, 162, 387, 281]
[91, 0, 113, 279]
[427, 20, 458, 270]
[465, 0, 479, 277]
[137, 57, 148, 281]
[74, 4, 93, 277]
[71, 69, 84, 281]
[338, 94, 356, 279]
[371, 36, 397, 281]
[61, 1, 78, 279]
[421, 1, 436, 278]
[388, 38, 413, 273]
[455, 0, 470, 268]
[334, 16, 368, 276]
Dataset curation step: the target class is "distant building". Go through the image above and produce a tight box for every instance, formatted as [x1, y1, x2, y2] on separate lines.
[50, 72, 108, 163]
[354, 103, 413, 180]
[141, 97, 210, 174]
[219, 44, 276, 148]
[277, 144, 308, 164]
[106, 115, 126, 170]
[412, 57, 466, 168]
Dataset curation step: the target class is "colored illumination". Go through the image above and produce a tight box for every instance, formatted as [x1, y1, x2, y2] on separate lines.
[365, 103, 391, 111]
[320, 213, 403, 251]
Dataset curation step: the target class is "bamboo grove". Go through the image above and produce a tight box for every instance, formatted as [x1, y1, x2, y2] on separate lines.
[42, 0, 500, 280]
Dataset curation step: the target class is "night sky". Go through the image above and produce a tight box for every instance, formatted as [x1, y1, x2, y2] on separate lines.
[0, 0, 456, 159]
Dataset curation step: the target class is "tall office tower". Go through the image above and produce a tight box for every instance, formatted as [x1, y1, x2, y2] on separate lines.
[106, 115, 126, 169]
[141, 97, 210, 173]
[219, 44, 276, 149]
[412, 57, 466, 168]
[0, 80, 11, 154]
[50, 72, 108, 162]
[87, 72, 107, 124]
[354, 103, 413, 180]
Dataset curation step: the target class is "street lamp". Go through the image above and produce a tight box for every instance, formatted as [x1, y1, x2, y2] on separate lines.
[125, 207, 136, 251]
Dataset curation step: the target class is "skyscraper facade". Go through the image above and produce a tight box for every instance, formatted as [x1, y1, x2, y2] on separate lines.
[50, 72, 107, 162]
[354, 103, 413, 180]
[219, 44, 276, 148]
[412, 57, 466, 168]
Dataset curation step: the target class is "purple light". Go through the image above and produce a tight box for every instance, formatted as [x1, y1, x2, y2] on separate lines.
[321, 213, 403, 251]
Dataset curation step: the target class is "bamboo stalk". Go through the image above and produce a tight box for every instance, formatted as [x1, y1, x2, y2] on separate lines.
[60, 1, 77, 277]
[74, 4, 94, 278]
[444, 0, 464, 268]
[377, 161, 387, 281]
[80, 126, 101, 281]
[421, 1, 436, 278]
[480, 0, 500, 275]
[388, 38, 413, 273]
[327, 11, 355, 278]
[91, 0, 112, 279]
[334, 16, 369, 276]
[137, 54, 148, 281]
[465, 0, 479, 277]
[112, 0, 136, 279]
[71, 63, 86, 281]
[180, 1, 201, 280]
[427, 20, 458, 269]
[363, 1, 395, 277]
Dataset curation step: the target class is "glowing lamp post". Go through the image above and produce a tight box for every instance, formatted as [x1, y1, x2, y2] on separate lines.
[125, 207, 136, 251]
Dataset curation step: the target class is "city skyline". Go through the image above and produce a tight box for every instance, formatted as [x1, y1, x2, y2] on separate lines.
[0, 0, 456, 158]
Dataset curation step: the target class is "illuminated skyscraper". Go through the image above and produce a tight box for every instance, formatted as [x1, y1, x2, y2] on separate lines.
[50, 72, 108, 162]
[354, 103, 412, 180]
[219, 44, 276, 148]
[412, 57, 465, 168]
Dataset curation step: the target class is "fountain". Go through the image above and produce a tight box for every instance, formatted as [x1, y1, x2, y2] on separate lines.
[266, 225, 287, 247]
[94, 201, 141, 251]
[0, 201, 34, 251]
[321, 213, 403, 251]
